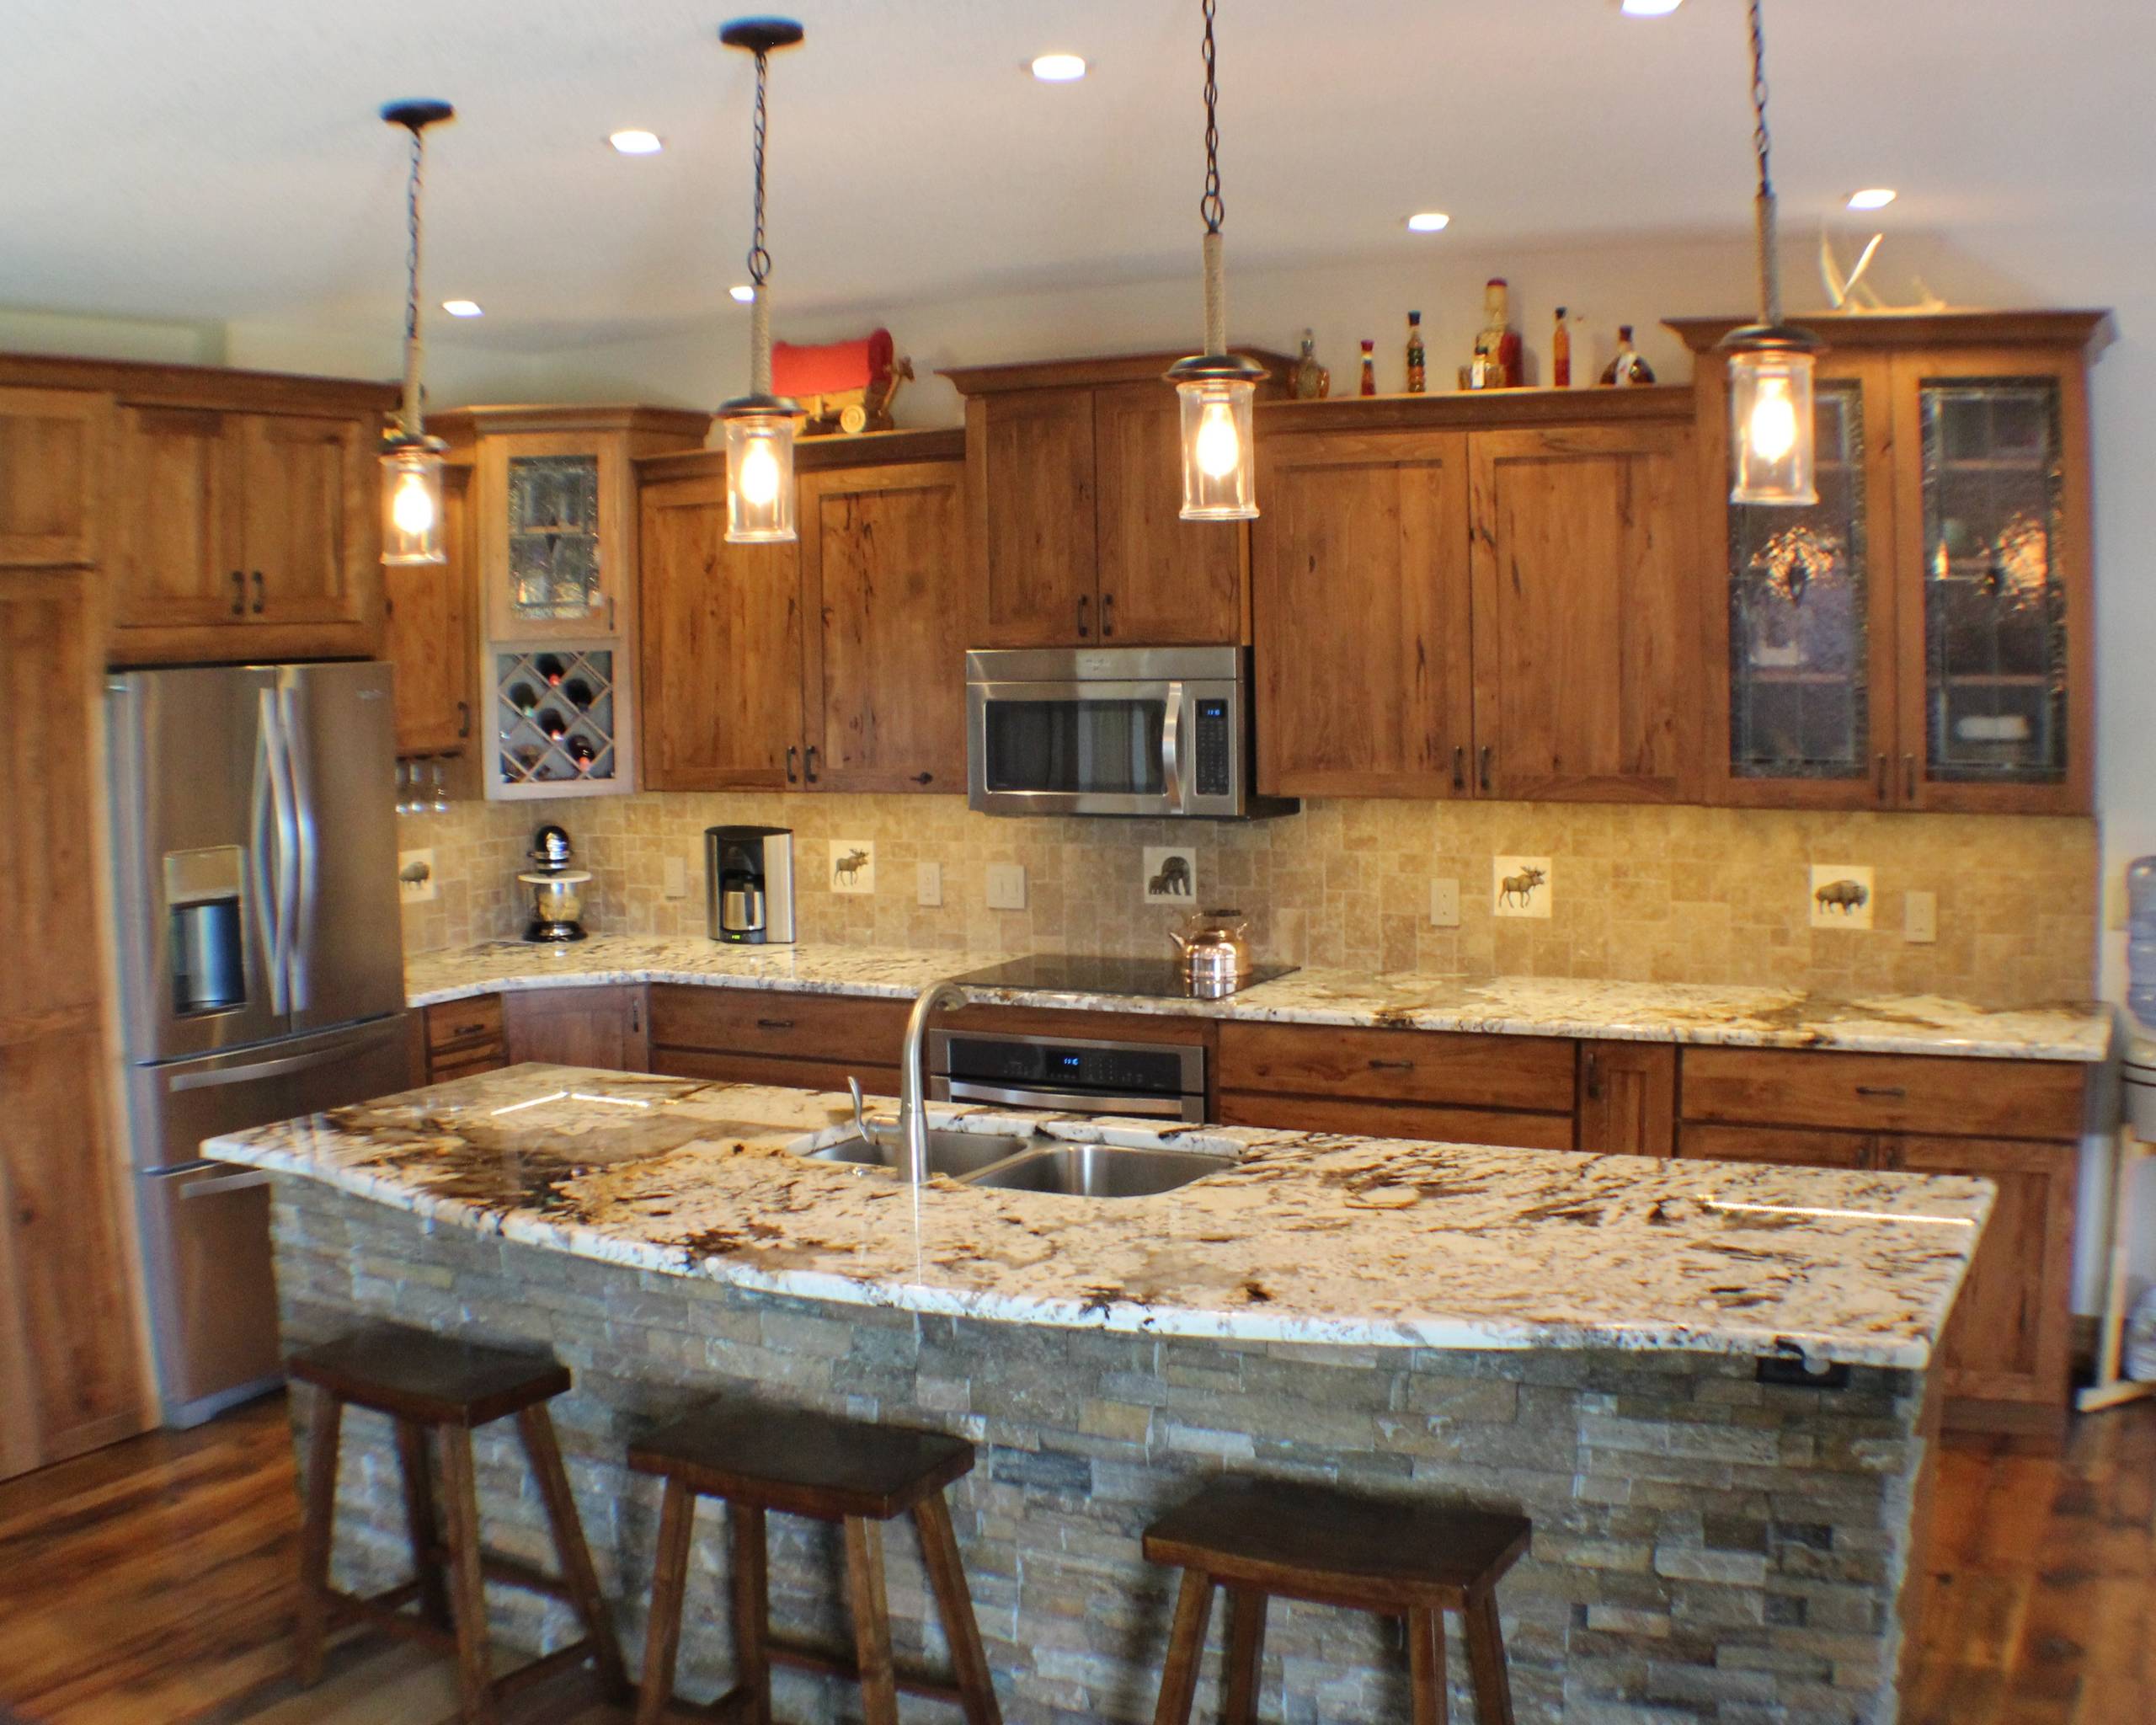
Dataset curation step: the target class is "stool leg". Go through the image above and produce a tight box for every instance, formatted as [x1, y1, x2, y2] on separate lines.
[1151, 1568, 1214, 1725]
[841, 1515, 900, 1725]
[516, 1405, 629, 1699]
[1407, 1606, 1449, 1725]
[634, 1480, 696, 1725]
[437, 1425, 500, 1725]
[1462, 1593, 1514, 1725]
[395, 1417, 451, 1631]
[1223, 1588, 1267, 1725]
[729, 1503, 771, 1725]
[913, 1492, 1002, 1725]
[293, 1387, 343, 1687]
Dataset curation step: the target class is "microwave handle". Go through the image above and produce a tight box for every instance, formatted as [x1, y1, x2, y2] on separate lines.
[1161, 681, 1186, 812]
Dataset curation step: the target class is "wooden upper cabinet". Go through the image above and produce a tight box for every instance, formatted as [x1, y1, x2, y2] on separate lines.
[0, 387, 109, 566]
[965, 388, 1097, 646]
[385, 465, 474, 756]
[1469, 420, 1698, 803]
[800, 457, 968, 792]
[113, 405, 237, 628]
[233, 411, 371, 627]
[1251, 427, 1473, 796]
[1091, 381, 1244, 644]
[638, 470, 802, 791]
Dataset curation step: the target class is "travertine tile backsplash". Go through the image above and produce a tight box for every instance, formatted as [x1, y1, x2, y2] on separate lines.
[398, 793, 2099, 1005]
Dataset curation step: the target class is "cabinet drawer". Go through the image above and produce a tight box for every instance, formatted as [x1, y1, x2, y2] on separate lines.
[424, 994, 504, 1054]
[1217, 1021, 1577, 1113]
[647, 985, 910, 1067]
[1679, 1048, 2085, 1140]
[650, 1048, 899, 1097]
[1217, 1092, 1575, 1151]
[1675, 1122, 1874, 1170]
[430, 1046, 510, 1085]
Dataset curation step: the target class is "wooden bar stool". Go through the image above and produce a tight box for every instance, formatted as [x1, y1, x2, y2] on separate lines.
[1143, 1478, 1530, 1725]
[628, 1402, 1003, 1725]
[288, 1324, 628, 1725]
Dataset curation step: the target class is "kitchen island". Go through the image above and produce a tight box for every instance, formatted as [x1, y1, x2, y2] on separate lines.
[209, 1064, 1992, 1724]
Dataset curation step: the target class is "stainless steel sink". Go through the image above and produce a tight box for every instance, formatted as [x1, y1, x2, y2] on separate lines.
[963, 1143, 1233, 1199]
[808, 1129, 1042, 1180]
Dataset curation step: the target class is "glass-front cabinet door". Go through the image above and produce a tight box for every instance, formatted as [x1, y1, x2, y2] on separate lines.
[1892, 350, 2091, 814]
[479, 432, 630, 643]
[1722, 364, 1900, 806]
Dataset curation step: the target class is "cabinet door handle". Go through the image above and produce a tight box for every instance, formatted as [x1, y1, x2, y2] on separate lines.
[1855, 1085, 1907, 1100]
[1368, 1058, 1416, 1071]
[784, 745, 799, 785]
[1076, 595, 1091, 638]
[1903, 753, 1917, 800]
[1102, 592, 1116, 638]
[251, 569, 265, 614]
[1584, 1049, 1603, 1102]
[755, 1017, 796, 1031]
[1478, 745, 1493, 793]
[456, 699, 471, 740]
[1876, 752, 1888, 803]
[912, 771, 934, 785]
[1453, 745, 1465, 792]
[231, 569, 246, 616]
[804, 745, 820, 784]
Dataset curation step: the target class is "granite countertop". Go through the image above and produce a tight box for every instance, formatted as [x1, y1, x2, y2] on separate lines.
[207, 1062, 1993, 1369]
[403, 935, 2114, 1061]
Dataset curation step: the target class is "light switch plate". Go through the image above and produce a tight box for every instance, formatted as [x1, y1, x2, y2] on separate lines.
[663, 855, 688, 899]
[1903, 889, 1938, 944]
[985, 862, 1027, 911]
[916, 861, 943, 908]
[1429, 879, 1460, 927]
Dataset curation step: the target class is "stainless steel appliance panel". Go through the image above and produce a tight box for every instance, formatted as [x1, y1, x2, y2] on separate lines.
[927, 1028, 1209, 1124]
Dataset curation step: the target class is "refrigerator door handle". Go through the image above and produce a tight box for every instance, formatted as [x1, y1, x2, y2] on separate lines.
[167, 1036, 393, 1090]
[250, 690, 289, 1017]
[279, 678, 318, 1014]
[264, 686, 302, 1017]
[179, 1167, 275, 1199]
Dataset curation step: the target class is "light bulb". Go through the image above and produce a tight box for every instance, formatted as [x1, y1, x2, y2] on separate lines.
[738, 436, 781, 507]
[1748, 378, 1799, 463]
[1194, 401, 1242, 479]
[391, 467, 437, 537]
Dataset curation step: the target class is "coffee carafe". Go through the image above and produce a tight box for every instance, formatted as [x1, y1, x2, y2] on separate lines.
[706, 825, 795, 945]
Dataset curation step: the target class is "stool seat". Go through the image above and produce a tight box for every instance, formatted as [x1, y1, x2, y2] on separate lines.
[1144, 1477, 1530, 1612]
[289, 1324, 570, 1428]
[630, 1402, 974, 1519]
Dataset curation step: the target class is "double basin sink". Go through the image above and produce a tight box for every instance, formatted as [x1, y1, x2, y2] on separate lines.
[802, 1124, 1230, 1199]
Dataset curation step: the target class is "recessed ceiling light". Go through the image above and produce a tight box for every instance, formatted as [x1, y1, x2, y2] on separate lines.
[609, 129, 664, 155]
[1405, 211, 1451, 233]
[1620, 0, 1684, 14]
[728, 284, 756, 304]
[440, 299, 483, 318]
[1847, 187, 1897, 211]
[1030, 53, 1087, 82]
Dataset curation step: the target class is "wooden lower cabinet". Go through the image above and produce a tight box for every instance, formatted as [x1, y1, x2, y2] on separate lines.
[1677, 1122, 1872, 1170]
[647, 984, 909, 1093]
[502, 985, 649, 1073]
[419, 994, 508, 1083]
[1577, 1041, 1677, 1157]
[1217, 1091, 1575, 1151]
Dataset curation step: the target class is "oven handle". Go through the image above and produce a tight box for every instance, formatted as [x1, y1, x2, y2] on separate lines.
[1161, 680, 1185, 813]
[941, 1079, 1194, 1119]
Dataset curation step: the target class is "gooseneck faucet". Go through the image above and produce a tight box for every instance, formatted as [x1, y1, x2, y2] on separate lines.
[899, 980, 969, 1185]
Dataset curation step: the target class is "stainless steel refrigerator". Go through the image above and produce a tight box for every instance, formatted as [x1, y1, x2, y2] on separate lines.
[109, 661, 411, 1427]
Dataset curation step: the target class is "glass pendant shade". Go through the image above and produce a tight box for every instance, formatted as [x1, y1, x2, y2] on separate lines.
[1726, 334, 1819, 507]
[721, 405, 798, 543]
[380, 440, 447, 565]
[1172, 369, 1259, 521]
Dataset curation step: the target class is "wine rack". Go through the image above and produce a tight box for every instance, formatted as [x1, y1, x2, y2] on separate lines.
[485, 644, 632, 801]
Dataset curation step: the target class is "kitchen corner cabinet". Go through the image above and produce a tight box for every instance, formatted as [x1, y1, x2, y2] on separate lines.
[1671, 312, 2103, 815]
[1251, 389, 1699, 801]
[944, 351, 1290, 649]
[637, 430, 968, 794]
[0, 387, 109, 566]
[502, 985, 648, 1072]
[383, 464, 474, 756]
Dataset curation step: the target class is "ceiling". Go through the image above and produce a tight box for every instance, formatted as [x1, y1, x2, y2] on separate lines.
[4, 0, 2148, 353]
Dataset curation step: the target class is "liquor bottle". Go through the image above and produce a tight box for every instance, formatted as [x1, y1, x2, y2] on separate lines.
[1293, 329, 1327, 400]
[1406, 312, 1427, 394]
[1552, 307, 1572, 388]
[1599, 325, 1657, 387]
[535, 654, 566, 686]
[566, 734, 597, 772]
[1470, 278, 1523, 389]
[538, 708, 568, 741]
[1358, 339, 1377, 397]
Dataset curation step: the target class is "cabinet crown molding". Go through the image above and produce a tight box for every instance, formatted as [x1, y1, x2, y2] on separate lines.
[942, 348, 1295, 397]
[1664, 308, 2112, 355]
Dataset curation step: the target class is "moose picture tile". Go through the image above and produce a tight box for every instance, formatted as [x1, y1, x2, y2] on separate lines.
[830, 839, 876, 895]
[1810, 863, 1874, 930]
[1144, 846, 1198, 904]
[1492, 856, 1552, 919]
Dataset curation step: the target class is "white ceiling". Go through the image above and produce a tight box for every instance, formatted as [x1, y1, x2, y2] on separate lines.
[4, 0, 2149, 353]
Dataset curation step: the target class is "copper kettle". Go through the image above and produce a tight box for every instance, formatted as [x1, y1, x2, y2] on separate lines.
[1171, 909, 1253, 999]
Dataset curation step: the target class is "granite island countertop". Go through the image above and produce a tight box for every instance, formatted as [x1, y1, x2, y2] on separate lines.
[206, 1061, 1995, 1370]
[403, 935, 2114, 1061]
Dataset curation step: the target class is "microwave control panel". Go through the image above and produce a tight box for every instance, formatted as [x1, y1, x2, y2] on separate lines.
[1193, 697, 1232, 798]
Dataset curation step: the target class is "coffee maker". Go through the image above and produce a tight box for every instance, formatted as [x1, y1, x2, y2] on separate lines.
[706, 826, 795, 944]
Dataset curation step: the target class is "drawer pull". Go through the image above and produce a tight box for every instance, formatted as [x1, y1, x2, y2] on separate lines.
[755, 1017, 796, 1031]
[1368, 1059, 1416, 1071]
[450, 1020, 489, 1039]
[1855, 1085, 1907, 1099]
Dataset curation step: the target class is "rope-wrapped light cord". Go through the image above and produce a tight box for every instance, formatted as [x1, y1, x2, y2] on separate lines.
[746, 45, 776, 398]
[1748, 0, 1781, 328]
[1198, 0, 1227, 357]
[399, 124, 426, 439]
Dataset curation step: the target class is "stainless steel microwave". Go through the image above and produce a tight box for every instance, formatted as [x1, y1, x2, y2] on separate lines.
[965, 646, 1297, 819]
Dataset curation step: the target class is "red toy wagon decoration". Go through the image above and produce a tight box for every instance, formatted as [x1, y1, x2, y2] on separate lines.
[771, 328, 915, 435]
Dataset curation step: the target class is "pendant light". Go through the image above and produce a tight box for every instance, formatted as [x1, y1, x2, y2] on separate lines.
[378, 100, 455, 565]
[1165, 0, 1264, 522]
[1721, 0, 1820, 507]
[717, 18, 804, 544]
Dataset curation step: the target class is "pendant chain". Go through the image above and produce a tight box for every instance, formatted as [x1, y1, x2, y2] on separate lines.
[1747, 0, 1781, 328]
[1199, 0, 1223, 235]
[748, 48, 772, 286]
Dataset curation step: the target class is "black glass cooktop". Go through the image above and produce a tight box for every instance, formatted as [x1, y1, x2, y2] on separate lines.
[951, 953, 1296, 1000]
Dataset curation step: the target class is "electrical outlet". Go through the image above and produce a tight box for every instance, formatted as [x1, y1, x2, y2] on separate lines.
[985, 862, 1027, 911]
[916, 861, 943, 908]
[1903, 889, 1938, 944]
[1429, 879, 1460, 927]
[663, 855, 688, 899]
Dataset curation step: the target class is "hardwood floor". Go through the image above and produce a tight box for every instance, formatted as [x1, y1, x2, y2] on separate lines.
[1, 1393, 2150, 1723]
